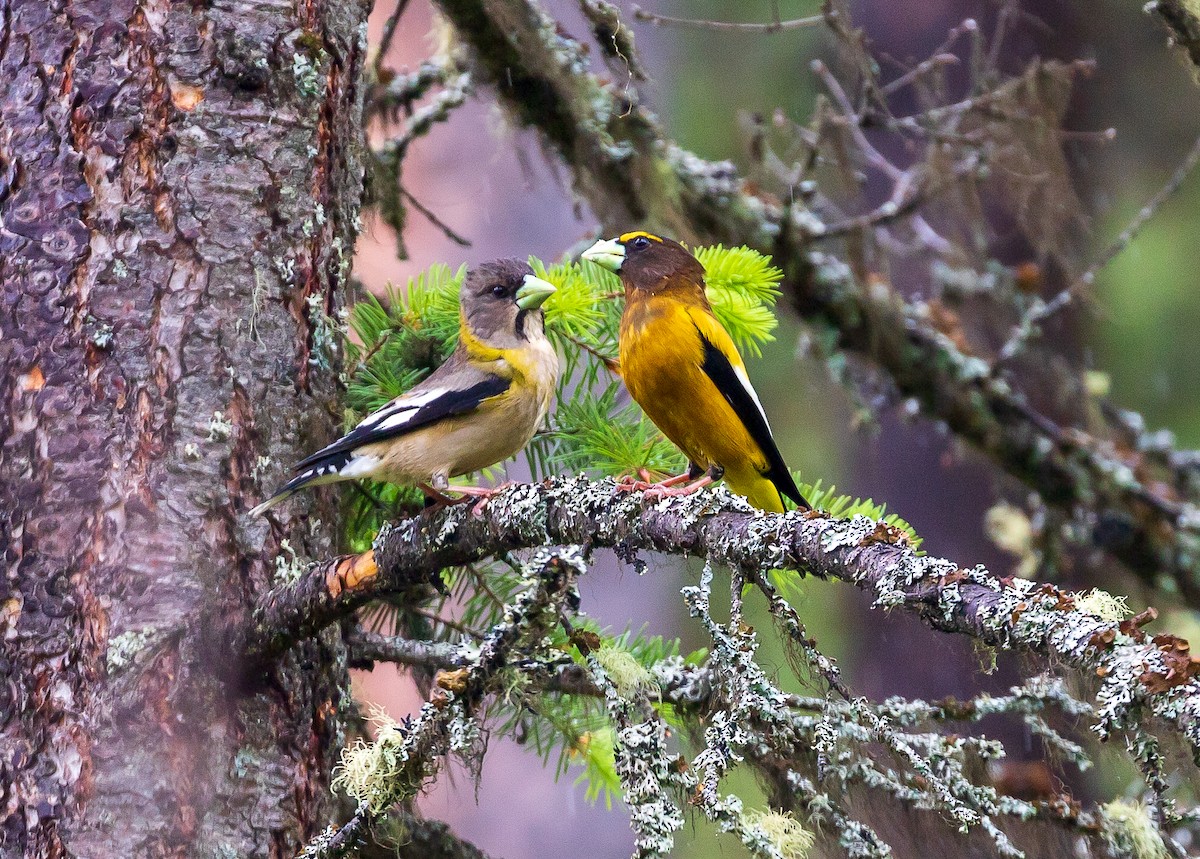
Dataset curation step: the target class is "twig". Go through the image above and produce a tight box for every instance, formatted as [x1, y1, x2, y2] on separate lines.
[879, 52, 961, 97]
[632, 5, 823, 33]
[379, 73, 471, 158]
[346, 628, 462, 668]
[399, 185, 471, 247]
[1085, 129, 1200, 287]
[411, 607, 481, 638]
[749, 570, 850, 699]
[996, 129, 1200, 365]
[557, 331, 619, 373]
[374, 0, 412, 81]
[818, 155, 981, 239]
[879, 17, 977, 97]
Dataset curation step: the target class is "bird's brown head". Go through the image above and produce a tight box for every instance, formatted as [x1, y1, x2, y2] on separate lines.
[581, 231, 707, 303]
[459, 259, 557, 349]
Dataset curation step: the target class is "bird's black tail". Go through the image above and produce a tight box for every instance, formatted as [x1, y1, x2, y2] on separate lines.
[248, 450, 353, 516]
[771, 466, 812, 511]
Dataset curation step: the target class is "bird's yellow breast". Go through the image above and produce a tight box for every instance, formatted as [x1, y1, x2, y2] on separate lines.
[619, 294, 770, 479]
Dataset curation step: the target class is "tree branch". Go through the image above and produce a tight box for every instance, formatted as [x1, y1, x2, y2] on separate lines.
[1149, 0, 1200, 70]
[432, 0, 1200, 602]
[631, 6, 824, 34]
[344, 625, 714, 704]
[300, 548, 584, 859]
[247, 478, 1200, 764]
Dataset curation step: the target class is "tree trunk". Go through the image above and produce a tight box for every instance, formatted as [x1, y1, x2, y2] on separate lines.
[0, 0, 369, 855]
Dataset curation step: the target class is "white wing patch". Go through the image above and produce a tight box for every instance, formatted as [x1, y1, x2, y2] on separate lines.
[336, 453, 383, 479]
[360, 387, 448, 433]
[732, 365, 772, 429]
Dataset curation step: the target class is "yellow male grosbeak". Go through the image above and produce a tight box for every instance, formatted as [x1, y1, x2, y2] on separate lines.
[251, 259, 558, 515]
[582, 232, 809, 513]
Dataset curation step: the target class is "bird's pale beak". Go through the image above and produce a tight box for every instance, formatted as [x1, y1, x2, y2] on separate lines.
[515, 274, 557, 310]
[581, 238, 625, 272]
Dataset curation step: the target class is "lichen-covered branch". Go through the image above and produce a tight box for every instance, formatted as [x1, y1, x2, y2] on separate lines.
[1149, 0, 1200, 70]
[430, 0, 1200, 602]
[299, 548, 584, 858]
[345, 625, 714, 705]
[248, 477, 1200, 767]
[240, 550, 407, 667]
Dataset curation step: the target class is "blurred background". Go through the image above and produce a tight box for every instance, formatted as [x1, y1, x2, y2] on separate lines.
[352, 1, 1200, 855]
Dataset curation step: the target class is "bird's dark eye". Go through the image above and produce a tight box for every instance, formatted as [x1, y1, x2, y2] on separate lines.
[491, 285, 507, 298]
[631, 236, 651, 250]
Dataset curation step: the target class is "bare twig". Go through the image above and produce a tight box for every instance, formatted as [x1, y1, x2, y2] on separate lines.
[631, 5, 823, 33]
[557, 331, 620, 373]
[399, 185, 472, 246]
[374, 0, 413, 81]
[818, 155, 981, 239]
[997, 129, 1200, 365]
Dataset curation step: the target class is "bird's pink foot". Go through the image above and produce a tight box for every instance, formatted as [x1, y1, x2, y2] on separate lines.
[419, 483, 465, 507]
[444, 482, 516, 516]
[643, 474, 715, 503]
[615, 470, 692, 494]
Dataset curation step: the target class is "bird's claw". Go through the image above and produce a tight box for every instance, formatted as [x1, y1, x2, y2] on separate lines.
[643, 474, 715, 504]
[420, 482, 514, 515]
[615, 478, 655, 493]
[456, 482, 516, 517]
[615, 468, 696, 494]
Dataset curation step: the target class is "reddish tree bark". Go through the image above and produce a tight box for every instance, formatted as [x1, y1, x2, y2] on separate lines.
[0, 0, 368, 854]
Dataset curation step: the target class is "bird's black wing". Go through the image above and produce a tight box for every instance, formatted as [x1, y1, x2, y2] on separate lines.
[696, 330, 809, 508]
[293, 374, 510, 472]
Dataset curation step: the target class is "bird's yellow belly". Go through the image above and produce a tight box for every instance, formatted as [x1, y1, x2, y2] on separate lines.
[620, 309, 767, 477]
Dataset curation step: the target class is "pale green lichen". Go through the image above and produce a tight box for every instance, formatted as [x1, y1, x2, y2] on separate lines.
[1101, 799, 1170, 859]
[292, 51, 325, 97]
[207, 410, 233, 442]
[305, 292, 341, 370]
[274, 254, 296, 283]
[331, 707, 421, 815]
[106, 628, 158, 673]
[1075, 589, 1132, 622]
[273, 539, 305, 585]
[89, 319, 114, 349]
[593, 644, 656, 698]
[741, 810, 815, 859]
[295, 824, 342, 859]
[251, 456, 272, 481]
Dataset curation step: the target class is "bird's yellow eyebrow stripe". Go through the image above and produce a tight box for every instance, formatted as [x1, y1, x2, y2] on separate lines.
[619, 230, 663, 244]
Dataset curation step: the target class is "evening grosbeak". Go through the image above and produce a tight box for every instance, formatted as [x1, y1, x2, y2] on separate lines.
[250, 260, 558, 515]
[582, 232, 809, 513]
